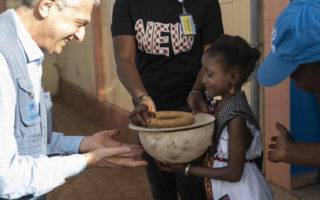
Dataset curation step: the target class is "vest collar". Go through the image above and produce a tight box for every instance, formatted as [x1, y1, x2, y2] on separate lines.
[10, 9, 44, 64]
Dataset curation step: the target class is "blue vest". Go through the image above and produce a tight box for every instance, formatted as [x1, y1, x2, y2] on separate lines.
[0, 10, 52, 200]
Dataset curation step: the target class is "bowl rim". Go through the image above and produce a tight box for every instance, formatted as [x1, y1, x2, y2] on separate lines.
[128, 113, 215, 132]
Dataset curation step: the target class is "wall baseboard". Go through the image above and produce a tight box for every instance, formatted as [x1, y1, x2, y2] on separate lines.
[58, 78, 137, 144]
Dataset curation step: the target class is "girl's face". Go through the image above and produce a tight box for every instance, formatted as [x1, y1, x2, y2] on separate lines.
[202, 54, 232, 98]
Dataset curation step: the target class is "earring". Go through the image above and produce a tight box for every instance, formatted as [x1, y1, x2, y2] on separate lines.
[229, 85, 235, 95]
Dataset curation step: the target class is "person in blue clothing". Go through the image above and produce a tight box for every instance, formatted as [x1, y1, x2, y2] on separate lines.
[257, 0, 320, 168]
[0, 0, 147, 199]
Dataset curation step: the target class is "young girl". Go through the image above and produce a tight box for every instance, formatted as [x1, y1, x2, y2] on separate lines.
[163, 35, 273, 200]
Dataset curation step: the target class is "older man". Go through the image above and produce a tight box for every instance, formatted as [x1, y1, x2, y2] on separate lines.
[0, 0, 147, 199]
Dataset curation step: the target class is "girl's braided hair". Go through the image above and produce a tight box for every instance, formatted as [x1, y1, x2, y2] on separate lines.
[205, 34, 260, 85]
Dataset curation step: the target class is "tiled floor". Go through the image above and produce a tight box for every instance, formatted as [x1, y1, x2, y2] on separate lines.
[46, 97, 152, 200]
[291, 184, 320, 200]
[46, 97, 320, 200]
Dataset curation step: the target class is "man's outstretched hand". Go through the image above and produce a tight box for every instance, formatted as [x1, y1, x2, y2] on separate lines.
[268, 122, 294, 163]
[84, 147, 147, 169]
[80, 130, 147, 168]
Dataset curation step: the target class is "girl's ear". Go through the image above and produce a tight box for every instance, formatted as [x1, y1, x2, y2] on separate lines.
[230, 69, 241, 85]
[37, 0, 56, 19]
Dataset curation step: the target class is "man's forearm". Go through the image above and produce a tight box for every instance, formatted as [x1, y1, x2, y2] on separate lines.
[117, 61, 148, 99]
[285, 142, 320, 167]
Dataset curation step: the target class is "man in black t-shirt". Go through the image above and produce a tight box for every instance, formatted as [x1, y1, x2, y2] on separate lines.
[111, 0, 223, 199]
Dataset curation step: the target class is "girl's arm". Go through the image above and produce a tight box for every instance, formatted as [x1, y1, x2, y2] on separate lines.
[164, 116, 251, 182]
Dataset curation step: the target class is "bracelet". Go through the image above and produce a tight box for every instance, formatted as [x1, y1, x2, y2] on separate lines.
[184, 163, 191, 176]
[134, 94, 151, 104]
[187, 90, 202, 101]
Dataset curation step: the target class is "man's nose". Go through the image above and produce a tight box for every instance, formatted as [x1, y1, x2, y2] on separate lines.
[74, 27, 85, 42]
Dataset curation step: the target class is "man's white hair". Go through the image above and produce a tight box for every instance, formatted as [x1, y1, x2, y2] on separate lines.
[22, 0, 101, 8]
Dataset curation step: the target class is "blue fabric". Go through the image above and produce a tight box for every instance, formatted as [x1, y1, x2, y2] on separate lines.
[258, 0, 320, 86]
[290, 80, 320, 176]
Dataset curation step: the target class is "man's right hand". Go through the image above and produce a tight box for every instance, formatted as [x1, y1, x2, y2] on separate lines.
[130, 96, 156, 126]
[268, 122, 294, 163]
[84, 147, 148, 169]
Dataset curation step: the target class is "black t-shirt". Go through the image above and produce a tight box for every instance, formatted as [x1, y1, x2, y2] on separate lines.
[111, 0, 223, 110]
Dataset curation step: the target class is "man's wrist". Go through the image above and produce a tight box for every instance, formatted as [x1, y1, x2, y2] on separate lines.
[134, 94, 151, 104]
[283, 141, 295, 163]
[83, 152, 94, 169]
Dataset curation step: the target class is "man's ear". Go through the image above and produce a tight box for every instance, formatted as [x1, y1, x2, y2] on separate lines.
[230, 69, 241, 85]
[37, 0, 56, 19]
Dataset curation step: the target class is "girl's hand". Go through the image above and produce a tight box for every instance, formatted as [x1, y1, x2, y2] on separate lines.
[158, 161, 187, 173]
[268, 122, 295, 163]
[187, 91, 208, 114]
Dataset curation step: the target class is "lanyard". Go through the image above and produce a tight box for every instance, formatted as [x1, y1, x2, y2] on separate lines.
[177, 0, 196, 35]
[177, 0, 187, 14]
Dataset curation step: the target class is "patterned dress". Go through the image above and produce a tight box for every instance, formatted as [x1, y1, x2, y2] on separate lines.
[205, 91, 273, 200]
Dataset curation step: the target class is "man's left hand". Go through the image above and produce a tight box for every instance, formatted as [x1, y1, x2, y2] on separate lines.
[80, 129, 144, 157]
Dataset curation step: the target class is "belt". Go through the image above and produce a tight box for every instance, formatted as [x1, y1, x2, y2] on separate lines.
[214, 157, 256, 163]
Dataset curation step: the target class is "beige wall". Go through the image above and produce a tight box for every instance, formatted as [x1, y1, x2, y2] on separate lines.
[100, 0, 134, 111]
[220, 0, 250, 41]
[5, 0, 19, 9]
[219, 0, 252, 102]
[41, 25, 97, 96]
[56, 24, 97, 96]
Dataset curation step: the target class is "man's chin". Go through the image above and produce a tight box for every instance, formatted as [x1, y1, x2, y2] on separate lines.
[40, 47, 62, 55]
[52, 48, 63, 55]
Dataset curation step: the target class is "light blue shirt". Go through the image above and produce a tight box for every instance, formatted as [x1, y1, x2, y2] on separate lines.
[0, 9, 87, 199]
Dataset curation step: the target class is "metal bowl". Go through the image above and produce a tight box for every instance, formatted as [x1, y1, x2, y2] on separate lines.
[129, 113, 214, 163]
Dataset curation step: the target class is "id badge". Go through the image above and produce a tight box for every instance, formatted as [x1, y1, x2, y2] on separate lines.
[179, 14, 196, 35]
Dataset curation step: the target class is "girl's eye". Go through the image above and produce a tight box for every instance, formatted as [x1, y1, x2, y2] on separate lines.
[207, 73, 213, 78]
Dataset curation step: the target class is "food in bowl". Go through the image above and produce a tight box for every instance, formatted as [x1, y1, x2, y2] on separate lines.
[129, 112, 214, 163]
[147, 111, 195, 128]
